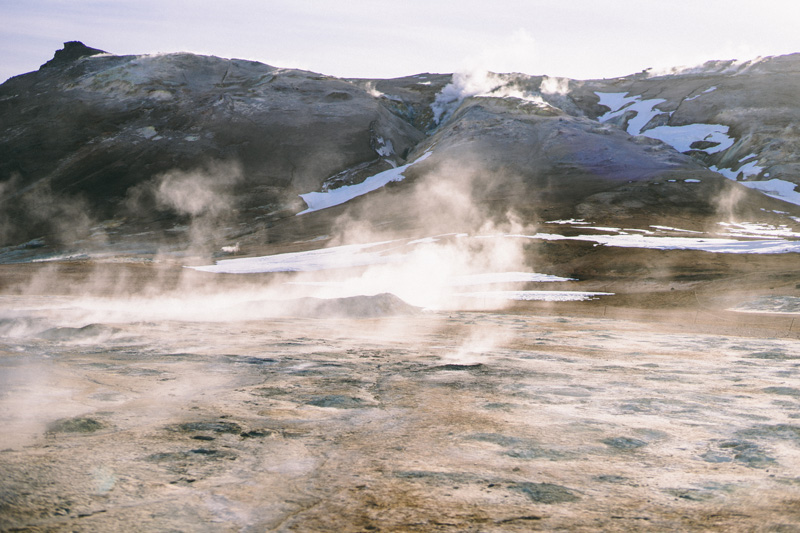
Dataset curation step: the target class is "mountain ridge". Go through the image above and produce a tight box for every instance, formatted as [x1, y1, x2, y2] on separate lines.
[1, 42, 799, 258]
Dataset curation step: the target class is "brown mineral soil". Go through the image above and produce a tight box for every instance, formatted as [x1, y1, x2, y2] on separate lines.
[2, 261, 800, 532]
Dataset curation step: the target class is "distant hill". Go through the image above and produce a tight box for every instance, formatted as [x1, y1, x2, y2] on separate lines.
[1, 42, 799, 255]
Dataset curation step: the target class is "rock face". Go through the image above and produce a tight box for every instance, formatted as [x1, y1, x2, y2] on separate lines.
[571, 55, 800, 185]
[40, 41, 107, 69]
[1, 44, 799, 250]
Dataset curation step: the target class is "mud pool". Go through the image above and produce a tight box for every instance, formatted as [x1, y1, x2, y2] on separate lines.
[2, 302, 800, 531]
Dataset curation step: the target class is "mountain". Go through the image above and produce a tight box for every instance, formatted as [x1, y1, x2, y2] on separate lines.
[1, 42, 799, 260]
[6, 44, 800, 533]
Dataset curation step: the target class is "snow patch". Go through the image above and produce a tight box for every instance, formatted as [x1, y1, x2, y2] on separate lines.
[718, 222, 800, 239]
[298, 151, 433, 215]
[738, 179, 800, 207]
[148, 90, 173, 101]
[646, 57, 765, 78]
[651, 226, 702, 234]
[684, 86, 716, 101]
[289, 271, 573, 289]
[138, 126, 157, 139]
[711, 159, 764, 180]
[732, 295, 800, 314]
[407, 237, 439, 245]
[595, 91, 734, 154]
[546, 219, 590, 225]
[712, 158, 800, 206]
[582, 226, 622, 233]
[596, 92, 665, 136]
[189, 241, 400, 274]
[643, 123, 734, 153]
[511, 233, 800, 254]
[457, 290, 613, 302]
[375, 137, 394, 157]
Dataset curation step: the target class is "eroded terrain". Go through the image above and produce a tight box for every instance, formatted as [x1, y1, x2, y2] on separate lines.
[2, 293, 800, 531]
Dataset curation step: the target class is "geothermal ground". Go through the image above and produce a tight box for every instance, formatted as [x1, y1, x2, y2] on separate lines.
[4, 45, 800, 532]
[2, 258, 800, 532]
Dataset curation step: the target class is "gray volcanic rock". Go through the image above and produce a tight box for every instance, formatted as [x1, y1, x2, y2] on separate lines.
[420, 95, 698, 181]
[0, 47, 423, 244]
[349, 73, 452, 132]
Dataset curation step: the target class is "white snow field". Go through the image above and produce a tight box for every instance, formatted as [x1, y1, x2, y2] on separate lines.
[595, 91, 734, 154]
[298, 151, 432, 215]
[191, 227, 800, 278]
[190, 241, 401, 273]
[595, 92, 666, 136]
[718, 222, 800, 239]
[517, 232, 800, 254]
[738, 179, 800, 207]
[456, 290, 613, 302]
[595, 91, 800, 208]
[188, 228, 798, 309]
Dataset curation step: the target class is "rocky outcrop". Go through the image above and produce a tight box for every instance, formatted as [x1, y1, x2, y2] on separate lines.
[40, 41, 107, 69]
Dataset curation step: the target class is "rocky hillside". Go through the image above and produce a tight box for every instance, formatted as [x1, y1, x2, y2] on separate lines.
[1, 42, 799, 254]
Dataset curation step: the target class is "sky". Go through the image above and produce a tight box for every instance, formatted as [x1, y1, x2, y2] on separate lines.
[2, 0, 799, 83]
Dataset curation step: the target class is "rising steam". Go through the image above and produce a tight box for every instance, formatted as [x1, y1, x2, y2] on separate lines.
[125, 161, 244, 253]
[431, 70, 545, 125]
[539, 76, 570, 96]
[0, 177, 96, 247]
[289, 156, 537, 309]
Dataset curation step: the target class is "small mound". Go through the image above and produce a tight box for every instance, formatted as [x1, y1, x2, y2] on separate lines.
[238, 293, 421, 319]
[47, 416, 104, 434]
[286, 293, 421, 318]
[38, 323, 120, 342]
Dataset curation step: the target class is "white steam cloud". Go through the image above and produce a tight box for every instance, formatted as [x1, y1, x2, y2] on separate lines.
[124, 161, 245, 254]
[154, 163, 243, 218]
[0, 177, 97, 247]
[540, 76, 570, 96]
[267, 157, 540, 310]
[431, 70, 546, 125]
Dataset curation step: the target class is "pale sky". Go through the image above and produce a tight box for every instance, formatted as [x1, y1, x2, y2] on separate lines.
[2, 0, 799, 83]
